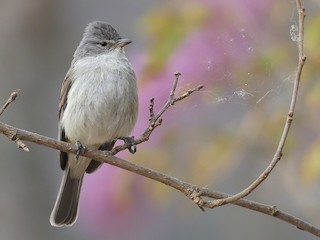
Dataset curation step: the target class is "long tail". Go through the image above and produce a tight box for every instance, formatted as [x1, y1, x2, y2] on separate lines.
[50, 169, 83, 227]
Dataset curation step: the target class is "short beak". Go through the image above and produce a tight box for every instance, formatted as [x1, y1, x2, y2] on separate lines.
[113, 38, 132, 48]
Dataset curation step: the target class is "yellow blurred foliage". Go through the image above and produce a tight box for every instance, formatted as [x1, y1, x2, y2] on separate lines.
[192, 134, 232, 184]
[300, 141, 320, 183]
[305, 16, 320, 54]
[305, 80, 320, 108]
[138, 2, 210, 78]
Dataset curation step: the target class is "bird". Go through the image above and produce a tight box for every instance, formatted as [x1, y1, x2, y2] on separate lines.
[50, 21, 138, 227]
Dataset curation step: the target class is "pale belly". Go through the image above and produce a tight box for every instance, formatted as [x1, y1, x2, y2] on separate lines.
[61, 58, 138, 146]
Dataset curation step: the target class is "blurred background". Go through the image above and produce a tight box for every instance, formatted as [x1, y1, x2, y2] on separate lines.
[0, 0, 320, 239]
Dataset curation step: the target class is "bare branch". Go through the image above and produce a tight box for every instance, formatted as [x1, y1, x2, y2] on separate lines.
[200, 0, 307, 209]
[111, 72, 203, 154]
[0, 90, 29, 151]
[148, 97, 155, 120]
[0, 121, 319, 237]
[0, 90, 20, 116]
[169, 71, 181, 104]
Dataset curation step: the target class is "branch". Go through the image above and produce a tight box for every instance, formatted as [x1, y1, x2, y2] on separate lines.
[200, 0, 307, 209]
[0, 68, 318, 236]
[0, 122, 319, 237]
[0, 90, 29, 152]
[111, 72, 203, 154]
[0, 89, 20, 116]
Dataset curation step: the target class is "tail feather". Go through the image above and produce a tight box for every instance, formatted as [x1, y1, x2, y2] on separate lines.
[50, 169, 83, 227]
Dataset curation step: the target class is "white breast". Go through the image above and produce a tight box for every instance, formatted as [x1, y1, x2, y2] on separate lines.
[61, 53, 138, 147]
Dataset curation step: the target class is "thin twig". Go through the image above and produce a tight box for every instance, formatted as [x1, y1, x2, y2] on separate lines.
[111, 72, 203, 154]
[199, 0, 306, 208]
[0, 90, 20, 116]
[0, 122, 318, 237]
[148, 97, 155, 120]
[169, 72, 181, 104]
[0, 90, 29, 151]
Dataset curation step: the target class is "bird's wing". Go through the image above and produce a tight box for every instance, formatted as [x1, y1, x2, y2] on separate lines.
[58, 75, 72, 170]
[85, 141, 116, 173]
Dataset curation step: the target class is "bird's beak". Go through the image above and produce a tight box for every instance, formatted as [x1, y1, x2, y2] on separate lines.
[113, 39, 132, 48]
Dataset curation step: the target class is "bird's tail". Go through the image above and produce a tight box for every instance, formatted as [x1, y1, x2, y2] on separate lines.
[50, 169, 83, 227]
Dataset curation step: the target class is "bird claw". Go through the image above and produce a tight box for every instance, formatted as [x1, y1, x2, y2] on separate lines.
[118, 136, 136, 154]
[75, 141, 85, 160]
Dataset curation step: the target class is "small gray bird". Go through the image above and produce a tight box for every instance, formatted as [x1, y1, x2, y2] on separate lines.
[50, 21, 138, 227]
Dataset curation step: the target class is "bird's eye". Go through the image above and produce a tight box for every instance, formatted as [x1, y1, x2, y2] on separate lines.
[98, 41, 107, 47]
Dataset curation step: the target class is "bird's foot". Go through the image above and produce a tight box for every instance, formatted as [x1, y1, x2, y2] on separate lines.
[75, 141, 85, 160]
[118, 136, 136, 154]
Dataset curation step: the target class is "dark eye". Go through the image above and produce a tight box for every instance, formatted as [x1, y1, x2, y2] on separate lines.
[98, 41, 107, 47]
